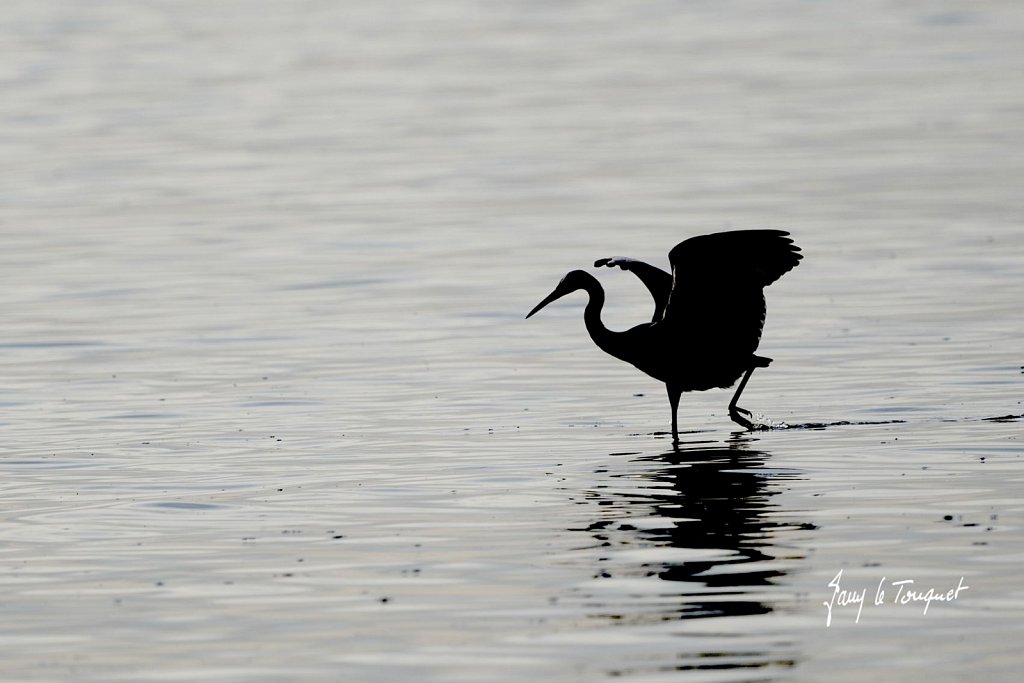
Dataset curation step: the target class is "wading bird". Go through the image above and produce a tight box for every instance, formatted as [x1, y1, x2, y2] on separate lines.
[526, 230, 802, 441]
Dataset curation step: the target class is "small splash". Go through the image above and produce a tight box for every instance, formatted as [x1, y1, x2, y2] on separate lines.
[758, 418, 907, 431]
[748, 413, 785, 430]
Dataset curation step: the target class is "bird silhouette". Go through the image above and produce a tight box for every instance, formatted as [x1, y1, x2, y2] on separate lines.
[526, 230, 802, 441]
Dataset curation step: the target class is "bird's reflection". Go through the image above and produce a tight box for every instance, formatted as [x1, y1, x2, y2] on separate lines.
[571, 437, 815, 675]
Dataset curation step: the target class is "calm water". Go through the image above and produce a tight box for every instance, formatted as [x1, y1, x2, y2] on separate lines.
[2, 1, 1022, 681]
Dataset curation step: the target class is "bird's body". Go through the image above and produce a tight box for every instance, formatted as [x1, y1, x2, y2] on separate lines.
[527, 230, 802, 441]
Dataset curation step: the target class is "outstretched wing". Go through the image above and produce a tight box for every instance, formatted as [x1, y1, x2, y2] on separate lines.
[594, 256, 673, 322]
[663, 230, 802, 358]
[668, 230, 802, 291]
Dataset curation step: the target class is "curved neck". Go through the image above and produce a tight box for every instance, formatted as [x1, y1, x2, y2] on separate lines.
[578, 273, 616, 354]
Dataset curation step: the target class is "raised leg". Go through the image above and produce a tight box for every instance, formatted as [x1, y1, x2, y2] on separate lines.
[667, 383, 682, 443]
[728, 367, 756, 430]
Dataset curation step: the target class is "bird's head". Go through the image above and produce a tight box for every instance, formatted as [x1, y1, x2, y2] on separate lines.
[526, 270, 594, 319]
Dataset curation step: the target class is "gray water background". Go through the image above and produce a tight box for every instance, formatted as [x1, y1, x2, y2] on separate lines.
[2, 1, 1022, 681]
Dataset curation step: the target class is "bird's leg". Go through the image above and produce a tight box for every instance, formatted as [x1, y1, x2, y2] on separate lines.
[728, 367, 756, 429]
[667, 383, 682, 444]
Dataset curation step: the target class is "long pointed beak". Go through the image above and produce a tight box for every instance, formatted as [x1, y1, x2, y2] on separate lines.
[526, 287, 567, 319]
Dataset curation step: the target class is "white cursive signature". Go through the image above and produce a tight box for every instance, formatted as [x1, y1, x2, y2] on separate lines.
[824, 569, 969, 627]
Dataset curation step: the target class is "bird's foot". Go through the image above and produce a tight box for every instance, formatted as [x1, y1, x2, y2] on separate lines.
[729, 406, 756, 430]
[730, 408, 774, 431]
